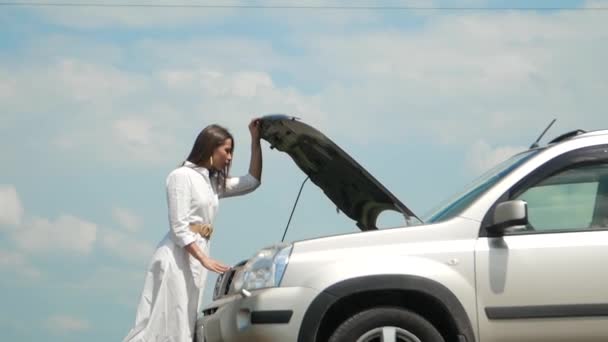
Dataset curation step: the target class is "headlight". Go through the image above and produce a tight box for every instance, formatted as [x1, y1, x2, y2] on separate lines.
[232, 243, 292, 292]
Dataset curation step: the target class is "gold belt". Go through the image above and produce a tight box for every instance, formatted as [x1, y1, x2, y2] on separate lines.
[189, 223, 214, 240]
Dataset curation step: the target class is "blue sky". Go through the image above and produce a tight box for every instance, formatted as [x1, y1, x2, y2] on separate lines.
[1, 0, 606, 341]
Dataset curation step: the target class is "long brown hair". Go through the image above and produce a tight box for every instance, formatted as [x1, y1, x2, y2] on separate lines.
[184, 124, 234, 192]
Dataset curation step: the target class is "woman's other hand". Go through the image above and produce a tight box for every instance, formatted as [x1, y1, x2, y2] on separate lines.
[249, 117, 261, 141]
[201, 255, 231, 274]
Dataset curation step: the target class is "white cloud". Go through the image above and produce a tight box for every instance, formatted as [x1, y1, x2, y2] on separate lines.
[99, 227, 154, 265]
[290, 10, 608, 142]
[0, 59, 143, 116]
[0, 57, 179, 164]
[0, 77, 16, 100]
[466, 140, 526, 174]
[586, 0, 608, 8]
[113, 117, 154, 148]
[28, 0, 241, 28]
[123, 8, 606, 146]
[0, 185, 23, 226]
[223, 71, 275, 98]
[110, 115, 180, 163]
[65, 266, 145, 308]
[157, 67, 327, 131]
[13, 215, 97, 254]
[159, 67, 275, 98]
[56, 59, 140, 102]
[112, 207, 143, 232]
[45, 314, 90, 334]
[1, 6, 606, 167]
[26, 34, 125, 65]
[0, 248, 41, 279]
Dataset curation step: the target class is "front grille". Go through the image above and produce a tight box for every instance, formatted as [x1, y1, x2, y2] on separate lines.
[203, 307, 218, 316]
[212, 259, 247, 300]
[222, 269, 236, 296]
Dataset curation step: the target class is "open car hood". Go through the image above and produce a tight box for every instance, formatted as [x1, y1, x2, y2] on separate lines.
[260, 115, 420, 230]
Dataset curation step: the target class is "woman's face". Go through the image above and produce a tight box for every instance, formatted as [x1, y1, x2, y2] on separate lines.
[212, 138, 233, 170]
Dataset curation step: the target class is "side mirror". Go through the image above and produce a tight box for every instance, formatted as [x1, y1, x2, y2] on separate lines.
[486, 200, 528, 237]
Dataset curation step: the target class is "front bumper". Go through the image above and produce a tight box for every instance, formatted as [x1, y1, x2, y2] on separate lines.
[196, 286, 319, 342]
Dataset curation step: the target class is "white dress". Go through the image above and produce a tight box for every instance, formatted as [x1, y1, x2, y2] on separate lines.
[123, 162, 260, 342]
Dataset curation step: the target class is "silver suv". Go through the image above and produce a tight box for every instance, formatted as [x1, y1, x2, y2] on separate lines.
[197, 115, 608, 342]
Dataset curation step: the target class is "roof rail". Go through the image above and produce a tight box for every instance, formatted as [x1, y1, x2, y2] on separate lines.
[548, 129, 587, 144]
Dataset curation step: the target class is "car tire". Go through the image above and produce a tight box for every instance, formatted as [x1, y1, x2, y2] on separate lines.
[328, 307, 445, 342]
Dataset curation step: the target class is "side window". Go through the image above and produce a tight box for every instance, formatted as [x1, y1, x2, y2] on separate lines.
[513, 163, 608, 232]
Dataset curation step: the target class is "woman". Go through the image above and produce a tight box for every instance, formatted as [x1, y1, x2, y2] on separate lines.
[124, 118, 263, 342]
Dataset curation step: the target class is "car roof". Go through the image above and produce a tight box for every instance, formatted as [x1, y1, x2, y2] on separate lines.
[544, 129, 608, 148]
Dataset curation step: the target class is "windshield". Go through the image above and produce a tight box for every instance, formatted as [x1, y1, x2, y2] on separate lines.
[423, 149, 540, 223]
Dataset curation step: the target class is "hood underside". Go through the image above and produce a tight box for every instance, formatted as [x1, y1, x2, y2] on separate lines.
[260, 115, 420, 230]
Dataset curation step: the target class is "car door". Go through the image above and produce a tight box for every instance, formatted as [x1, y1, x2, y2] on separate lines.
[475, 145, 608, 342]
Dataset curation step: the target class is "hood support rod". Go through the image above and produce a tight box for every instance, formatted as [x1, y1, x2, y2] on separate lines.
[282, 176, 310, 242]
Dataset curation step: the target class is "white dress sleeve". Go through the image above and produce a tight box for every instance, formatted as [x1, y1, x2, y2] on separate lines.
[165, 169, 198, 247]
[220, 174, 261, 198]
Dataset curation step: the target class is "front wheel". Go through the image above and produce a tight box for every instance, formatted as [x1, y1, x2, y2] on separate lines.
[328, 307, 445, 342]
